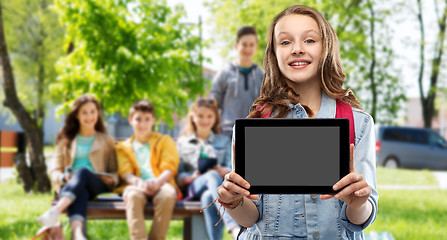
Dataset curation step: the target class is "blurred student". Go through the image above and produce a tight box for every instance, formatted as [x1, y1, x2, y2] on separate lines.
[37, 95, 118, 240]
[176, 98, 240, 240]
[211, 26, 264, 139]
[115, 100, 181, 240]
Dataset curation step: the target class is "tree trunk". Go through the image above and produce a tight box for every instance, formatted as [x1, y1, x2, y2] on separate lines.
[416, 0, 426, 124]
[423, 0, 447, 128]
[0, 2, 51, 192]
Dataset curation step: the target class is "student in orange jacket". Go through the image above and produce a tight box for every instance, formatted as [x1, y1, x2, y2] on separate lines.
[115, 100, 181, 240]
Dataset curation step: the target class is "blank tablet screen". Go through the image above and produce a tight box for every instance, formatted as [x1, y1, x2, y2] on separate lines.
[245, 126, 339, 186]
[235, 119, 349, 194]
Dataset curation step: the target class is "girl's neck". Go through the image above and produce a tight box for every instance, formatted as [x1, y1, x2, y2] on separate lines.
[78, 127, 96, 138]
[288, 79, 322, 117]
[196, 129, 212, 141]
[237, 59, 253, 68]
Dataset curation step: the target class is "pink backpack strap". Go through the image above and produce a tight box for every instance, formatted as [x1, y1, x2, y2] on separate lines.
[256, 105, 272, 118]
[335, 100, 355, 145]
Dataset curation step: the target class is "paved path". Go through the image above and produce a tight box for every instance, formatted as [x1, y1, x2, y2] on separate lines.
[378, 185, 440, 190]
[0, 167, 15, 182]
[433, 171, 447, 189]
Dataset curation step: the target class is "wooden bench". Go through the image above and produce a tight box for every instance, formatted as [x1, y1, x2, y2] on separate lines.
[52, 196, 207, 240]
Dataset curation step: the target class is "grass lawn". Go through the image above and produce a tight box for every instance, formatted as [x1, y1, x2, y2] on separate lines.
[0, 167, 445, 239]
[365, 189, 447, 239]
[0, 179, 232, 239]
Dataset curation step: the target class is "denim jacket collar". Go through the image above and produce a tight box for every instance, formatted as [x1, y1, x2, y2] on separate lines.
[286, 91, 336, 119]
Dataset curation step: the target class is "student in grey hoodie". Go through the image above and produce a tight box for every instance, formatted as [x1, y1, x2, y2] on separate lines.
[211, 26, 264, 138]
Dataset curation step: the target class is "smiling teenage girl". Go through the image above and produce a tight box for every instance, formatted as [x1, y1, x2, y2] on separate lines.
[177, 98, 241, 240]
[37, 95, 118, 240]
[217, 5, 378, 240]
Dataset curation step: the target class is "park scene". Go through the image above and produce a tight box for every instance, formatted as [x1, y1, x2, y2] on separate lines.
[1, 0, 447, 239]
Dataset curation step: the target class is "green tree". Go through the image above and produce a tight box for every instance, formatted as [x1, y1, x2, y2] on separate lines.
[0, 0, 64, 192]
[51, 0, 205, 124]
[206, 0, 405, 124]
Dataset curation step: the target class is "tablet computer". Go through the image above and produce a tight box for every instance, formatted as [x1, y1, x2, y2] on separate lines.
[234, 118, 350, 194]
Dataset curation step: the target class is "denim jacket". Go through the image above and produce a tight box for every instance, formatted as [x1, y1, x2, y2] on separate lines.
[176, 132, 232, 189]
[240, 92, 378, 240]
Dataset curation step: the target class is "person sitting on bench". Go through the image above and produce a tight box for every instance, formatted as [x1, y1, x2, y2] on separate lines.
[176, 98, 241, 240]
[37, 95, 118, 240]
[115, 100, 182, 240]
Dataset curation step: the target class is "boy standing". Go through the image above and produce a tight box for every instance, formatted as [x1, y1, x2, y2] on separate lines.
[115, 100, 181, 240]
[211, 26, 264, 138]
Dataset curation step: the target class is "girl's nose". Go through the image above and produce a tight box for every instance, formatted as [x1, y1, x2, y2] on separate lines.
[291, 44, 304, 56]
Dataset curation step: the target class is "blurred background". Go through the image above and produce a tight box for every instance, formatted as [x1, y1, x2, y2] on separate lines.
[0, 0, 446, 239]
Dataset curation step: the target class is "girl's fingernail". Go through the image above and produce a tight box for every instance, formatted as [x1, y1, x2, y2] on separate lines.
[245, 192, 250, 197]
[333, 185, 338, 190]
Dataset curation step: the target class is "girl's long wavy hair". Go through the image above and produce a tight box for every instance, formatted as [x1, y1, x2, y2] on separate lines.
[56, 95, 107, 146]
[247, 5, 361, 118]
[181, 99, 221, 136]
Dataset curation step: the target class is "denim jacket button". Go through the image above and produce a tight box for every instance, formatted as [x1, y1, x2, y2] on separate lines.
[311, 194, 317, 199]
[313, 231, 320, 239]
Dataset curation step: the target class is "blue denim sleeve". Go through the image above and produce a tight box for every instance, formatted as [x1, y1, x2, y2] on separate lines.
[340, 110, 379, 232]
[252, 194, 264, 223]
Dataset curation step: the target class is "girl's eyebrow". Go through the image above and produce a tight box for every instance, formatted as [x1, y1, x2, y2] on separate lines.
[276, 29, 320, 38]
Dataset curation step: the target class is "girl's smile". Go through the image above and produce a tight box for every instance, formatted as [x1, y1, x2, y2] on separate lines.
[77, 102, 98, 129]
[288, 59, 311, 69]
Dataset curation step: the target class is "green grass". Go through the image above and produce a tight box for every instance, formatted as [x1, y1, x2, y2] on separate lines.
[376, 166, 438, 186]
[0, 180, 232, 239]
[365, 189, 447, 239]
[1, 167, 444, 240]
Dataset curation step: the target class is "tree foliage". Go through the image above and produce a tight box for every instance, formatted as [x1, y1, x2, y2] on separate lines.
[206, 0, 406, 124]
[1, 0, 63, 126]
[51, 0, 205, 124]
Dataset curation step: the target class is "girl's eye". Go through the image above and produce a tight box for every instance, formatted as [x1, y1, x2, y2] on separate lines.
[305, 39, 315, 44]
[281, 41, 291, 45]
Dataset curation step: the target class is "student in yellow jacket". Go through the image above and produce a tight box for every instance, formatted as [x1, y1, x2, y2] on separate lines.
[115, 100, 181, 240]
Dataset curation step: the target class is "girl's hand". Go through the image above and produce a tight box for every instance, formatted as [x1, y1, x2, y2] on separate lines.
[218, 143, 258, 204]
[321, 144, 371, 208]
[182, 171, 200, 186]
[217, 171, 258, 204]
[99, 175, 115, 186]
[63, 172, 72, 183]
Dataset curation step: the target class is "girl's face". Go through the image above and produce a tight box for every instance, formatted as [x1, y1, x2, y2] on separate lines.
[274, 14, 322, 86]
[192, 106, 216, 133]
[235, 34, 258, 62]
[77, 102, 98, 129]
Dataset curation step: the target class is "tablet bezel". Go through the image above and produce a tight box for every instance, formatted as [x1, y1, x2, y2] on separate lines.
[235, 118, 350, 194]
